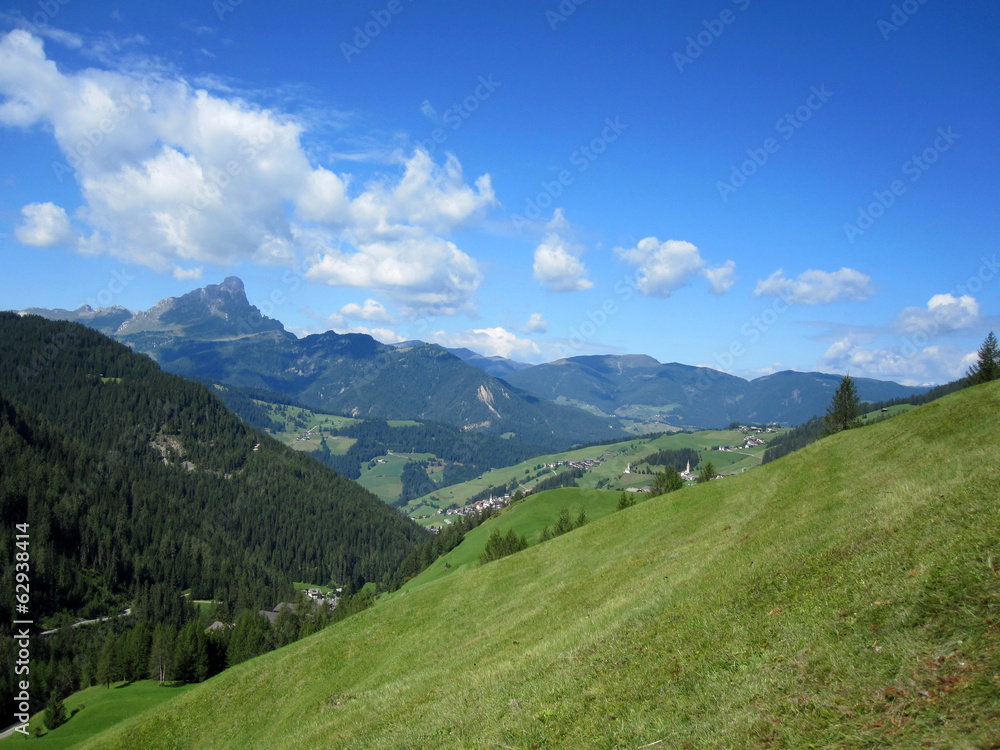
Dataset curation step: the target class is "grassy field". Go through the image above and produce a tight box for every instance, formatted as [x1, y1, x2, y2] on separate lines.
[398, 487, 625, 591]
[405, 427, 784, 524]
[257, 402, 358, 454]
[357, 451, 436, 502]
[550, 398, 688, 435]
[861, 403, 916, 421]
[69, 380, 1000, 749]
[258, 401, 418, 457]
[293, 581, 339, 597]
[1, 682, 196, 748]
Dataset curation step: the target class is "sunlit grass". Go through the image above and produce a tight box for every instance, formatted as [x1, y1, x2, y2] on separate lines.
[74, 382, 1000, 749]
[0, 682, 196, 749]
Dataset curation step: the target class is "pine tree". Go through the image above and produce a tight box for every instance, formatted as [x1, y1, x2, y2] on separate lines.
[553, 508, 574, 536]
[697, 461, 716, 484]
[43, 697, 67, 730]
[616, 491, 636, 511]
[149, 624, 176, 684]
[824, 374, 862, 435]
[227, 611, 269, 668]
[96, 637, 117, 689]
[966, 331, 1000, 385]
[124, 624, 152, 683]
[652, 466, 684, 495]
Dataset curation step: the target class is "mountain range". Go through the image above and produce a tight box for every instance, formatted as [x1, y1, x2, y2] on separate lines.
[504, 354, 929, 428]
[16, 277, 929, 439]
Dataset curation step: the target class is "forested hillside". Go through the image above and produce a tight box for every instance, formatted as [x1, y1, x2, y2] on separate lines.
[0, 314, 429, 712]
[0, 314, 428, 611]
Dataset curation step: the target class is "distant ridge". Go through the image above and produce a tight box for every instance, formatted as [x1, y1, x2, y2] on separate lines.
[18, 277, 928, 434]
[18, 279, 623, 451]
[505, 354, 929, 428]
[392, 341, 532, 379]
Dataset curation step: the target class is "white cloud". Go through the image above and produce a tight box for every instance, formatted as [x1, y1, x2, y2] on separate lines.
[432, 327, 542, 361]
[820, 335, 974, 386]
[755, 267, 873, 304]
[0, 30, 496, 317]
[15, 202, 74, 247]
[172, 266, 203, 281]
[420, 100, 437, 121]
[532, 210, 592, 293]
[316, 316, 405, 343]
[739, 363, 786, 379]
[306, 235, 482, 317]
[352, 326, 405, 344]
[704, 259, 737, 295]
[338, 298, 395, 324]
[0, 14, 83, 49]
[533, 237, 592, 292]
[524, 312, 548, 333]
[614, 237, 732, 297]
[894, 294, 979, 334]
[38, 26, 83, 49]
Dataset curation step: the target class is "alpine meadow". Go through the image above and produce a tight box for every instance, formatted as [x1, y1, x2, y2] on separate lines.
[25, 380, 1000, 749]
[2, 2, 999, 747]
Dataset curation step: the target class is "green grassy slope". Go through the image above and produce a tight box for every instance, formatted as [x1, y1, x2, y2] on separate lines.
[77, 382, 1000, 749]
[1, 682, 196, 748]
[400, 488, 624, 591]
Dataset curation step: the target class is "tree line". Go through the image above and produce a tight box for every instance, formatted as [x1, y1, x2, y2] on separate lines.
[765, 332, 1000, 464]
[23, 584, 381, 731]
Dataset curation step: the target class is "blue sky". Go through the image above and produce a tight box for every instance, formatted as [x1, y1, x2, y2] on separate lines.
[1, 0, 997, 385]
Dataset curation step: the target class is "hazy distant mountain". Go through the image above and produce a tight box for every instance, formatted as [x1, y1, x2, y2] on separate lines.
[393, 341, 532, 379]
[737, 370, 927, 425]
[18, 278, 929, 434]
[116, 276, 288, 340]
[506, 355, 930, 428]
[17, 304, 134, 336]
[20, 279, 622, 450]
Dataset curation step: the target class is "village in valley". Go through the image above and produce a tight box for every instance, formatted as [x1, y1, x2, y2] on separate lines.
[409, 423, 786, 529]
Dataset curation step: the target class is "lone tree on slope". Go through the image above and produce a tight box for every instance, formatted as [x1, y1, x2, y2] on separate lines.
[966, 331, 1000, 385]
[825, 374, 862, 435]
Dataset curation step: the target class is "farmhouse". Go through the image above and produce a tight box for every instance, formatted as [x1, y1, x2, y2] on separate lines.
[258, 602, 294, 625]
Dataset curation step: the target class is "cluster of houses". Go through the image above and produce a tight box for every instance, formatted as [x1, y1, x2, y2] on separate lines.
[716, 435, 766, 451]
[417, 456, 616, 527]
[736, 425, 777, 435]
[430, 493, 514, 525]
[256, 588, 342, 624]
[711, 424, 776, 452]
[206, 588, 342, 632]
[545, 457, 605, 471]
